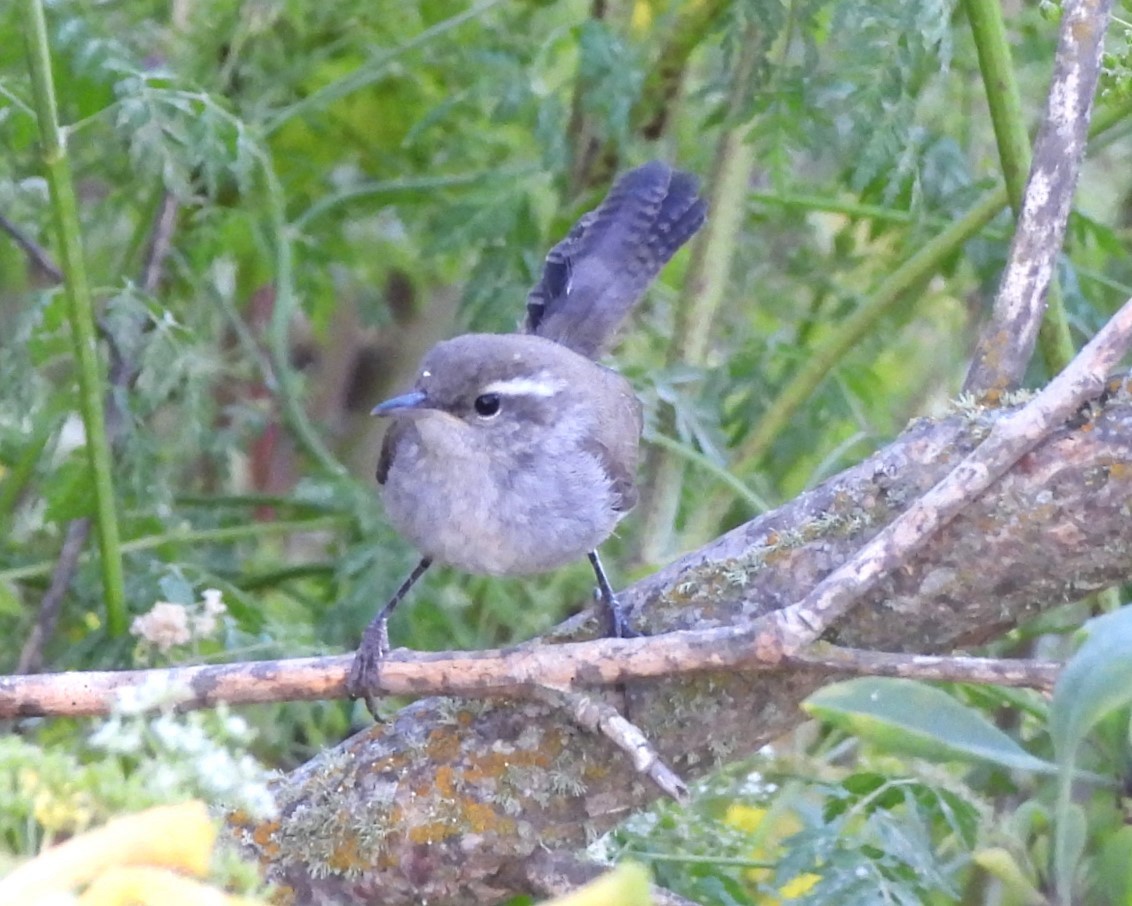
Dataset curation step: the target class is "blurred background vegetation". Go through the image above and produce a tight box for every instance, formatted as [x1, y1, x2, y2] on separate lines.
[5, 0, 1132, 902]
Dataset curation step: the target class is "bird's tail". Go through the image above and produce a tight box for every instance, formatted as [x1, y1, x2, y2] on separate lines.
[524, 161, 707, 359]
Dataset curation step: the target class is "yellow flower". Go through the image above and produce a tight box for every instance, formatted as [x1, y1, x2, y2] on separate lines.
[724, 803, 768, 833]
[779, 873, 821, 899]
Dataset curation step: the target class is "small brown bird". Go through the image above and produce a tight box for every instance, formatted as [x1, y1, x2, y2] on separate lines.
[349, 161, 707, 709]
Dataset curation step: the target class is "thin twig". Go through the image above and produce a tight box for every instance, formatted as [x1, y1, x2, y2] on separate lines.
[139, 193, 180, 295]
[963, 0, 1113, 395]
[0, 211, 63, 282]
[16, 519, 91, 675]
[0, 623, 1066, 719]
[964, 0, 1075, 375]
[785, 644, 1060, 693]
[531, 685, 688, 802]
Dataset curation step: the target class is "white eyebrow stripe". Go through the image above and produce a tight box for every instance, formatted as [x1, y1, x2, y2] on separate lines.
[481, 375, 566, 397]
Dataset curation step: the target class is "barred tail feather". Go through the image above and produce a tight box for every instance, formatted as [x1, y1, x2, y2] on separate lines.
[525, 161, 707, 359]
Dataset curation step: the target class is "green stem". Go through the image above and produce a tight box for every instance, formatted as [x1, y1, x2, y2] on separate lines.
[0, 415, 59, 534]
[732, 187, 1007, 478]
[633, 25, 759, 565]
[292, 169, 524, 232]
[22, 0, 127, 634]
[261, 157, 346, 477]
[174, 492, 337, 510]
[0, 515, 349, 584]
[239, 562, 337, 590]
[966, 0, 1075, 374]
[1035, 274, 1075, 374]
[646, 432, 769, 514]
[264, 0, 506, 135]
[965, 0, 1031, 212]
[751, 190, 918, 225]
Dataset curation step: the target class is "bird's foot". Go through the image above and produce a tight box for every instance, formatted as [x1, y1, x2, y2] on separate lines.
[347, 616, 391, 720]
[600, 588, 641, 640]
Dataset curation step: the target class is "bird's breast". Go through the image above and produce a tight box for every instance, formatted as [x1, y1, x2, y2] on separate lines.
[380, 418, 624, 576]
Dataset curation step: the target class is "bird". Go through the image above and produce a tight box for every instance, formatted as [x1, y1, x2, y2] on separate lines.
[347, 160, 707, 711]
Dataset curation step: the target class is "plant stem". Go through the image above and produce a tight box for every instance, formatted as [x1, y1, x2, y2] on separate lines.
[261, 158, 346, 477]
[0, 415, 59, 534]
[965, 0, 1075, 373]
[736, 189, 1006, 479]
[0, 515, 349, 584]
[633, 25, 759, 565]
[264, 0, 505, 135]
[965, 0, 1031, 211]
[22, 0, 127, 634]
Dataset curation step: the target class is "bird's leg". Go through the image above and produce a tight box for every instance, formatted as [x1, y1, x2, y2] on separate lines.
[348, 556, 432, 718]
[587, 550, 636, 638]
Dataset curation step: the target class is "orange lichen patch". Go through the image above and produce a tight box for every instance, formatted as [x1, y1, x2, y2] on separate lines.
[268, 885, 297, 906]
[251, 819, 282, 858]
[763, 545, 793, 566]
[425, 728, 463, 762]
[223, 810, 281, 861]
[227, 809, 256, 830]
[408, 820, 457, 845]
[325, 834, 371, 874]
[434, 765, 457, 798]
[463, 746, 551, 784]
[462, 801, 514, 836]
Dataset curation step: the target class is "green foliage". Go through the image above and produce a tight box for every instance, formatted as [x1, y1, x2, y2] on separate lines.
[616, 623, 1132, 906]
[611, 761, 982, 905]
[5, 0, 1132, 900]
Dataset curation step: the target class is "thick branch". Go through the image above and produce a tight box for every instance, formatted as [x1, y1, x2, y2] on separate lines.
[224, 383, 1132, 905]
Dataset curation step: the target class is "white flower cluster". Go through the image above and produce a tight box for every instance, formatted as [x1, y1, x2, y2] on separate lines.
[89, 676, 277, 820]
[129, 588, 228, 652]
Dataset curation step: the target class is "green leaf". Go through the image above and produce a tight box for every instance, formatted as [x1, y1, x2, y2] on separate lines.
[805, 678, 1057, 773]
[1053, 801, 1087, 906]
[1050, 606, 1132, 905]
[1095, 825, 1132, 905]
[972, 847, 1046, 905]
[1050, 607, 1132, 766]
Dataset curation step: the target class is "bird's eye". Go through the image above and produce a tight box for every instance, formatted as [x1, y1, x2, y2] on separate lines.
[474, 393, 501, 418]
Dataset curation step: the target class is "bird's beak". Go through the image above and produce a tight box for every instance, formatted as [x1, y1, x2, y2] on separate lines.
[371, 390, 429, 416]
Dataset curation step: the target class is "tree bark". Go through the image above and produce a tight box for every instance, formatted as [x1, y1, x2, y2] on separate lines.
[230, 385, 1132, 904]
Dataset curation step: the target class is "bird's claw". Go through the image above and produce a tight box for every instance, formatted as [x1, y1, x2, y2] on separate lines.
[595, 586, 640, 639]
[347, 617, 390, 719]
